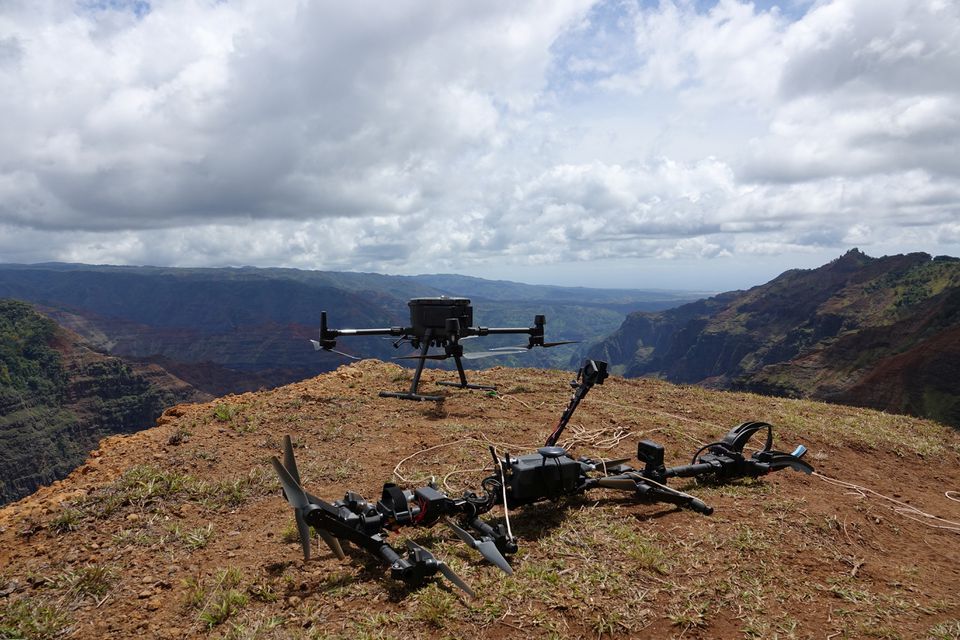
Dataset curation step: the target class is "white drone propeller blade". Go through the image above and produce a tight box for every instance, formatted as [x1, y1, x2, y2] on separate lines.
[460, 350, 526, 360]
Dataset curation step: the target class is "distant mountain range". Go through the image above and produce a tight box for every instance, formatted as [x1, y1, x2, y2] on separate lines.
[3, 251, 958, 507]
[586, 249, 960, 427]
[0, 263, 704, 396]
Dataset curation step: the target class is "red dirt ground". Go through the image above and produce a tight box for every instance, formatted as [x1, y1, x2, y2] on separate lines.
[2, 360, 959, 639]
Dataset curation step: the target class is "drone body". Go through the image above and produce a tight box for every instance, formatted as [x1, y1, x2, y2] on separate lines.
[311, 296, 574, 400]
[272, 360, 814, 596]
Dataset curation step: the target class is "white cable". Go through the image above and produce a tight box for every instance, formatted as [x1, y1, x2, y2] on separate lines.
[491, 446, 514, 541]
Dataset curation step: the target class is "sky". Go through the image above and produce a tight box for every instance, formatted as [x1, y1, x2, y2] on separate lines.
[0, 0, 958, 291]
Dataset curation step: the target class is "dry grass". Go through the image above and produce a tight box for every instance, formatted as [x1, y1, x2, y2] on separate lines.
[1, 360, 958, 639]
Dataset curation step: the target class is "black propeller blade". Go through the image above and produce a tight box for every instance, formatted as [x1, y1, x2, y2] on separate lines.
[271, 457, 309, 510]
[273, 437, 346, 561]
[446, 520, 513, 575]
[316, 528, 346, 560]
[406, 541, 475, 598]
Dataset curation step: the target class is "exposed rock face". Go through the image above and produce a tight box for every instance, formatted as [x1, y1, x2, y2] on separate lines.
[0, 300, 209, 505]
[587, 250, 960, 426]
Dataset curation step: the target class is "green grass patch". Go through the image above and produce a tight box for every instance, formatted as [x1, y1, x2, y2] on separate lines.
[183, 567, 250, 629]
[70, 465, 276, 520]
[0, 597, 73, 640]
[56, 564, 117, 602]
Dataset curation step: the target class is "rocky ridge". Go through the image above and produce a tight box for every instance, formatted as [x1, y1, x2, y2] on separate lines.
[587, 250, 960, 426]
[1, 360, 958, 638]
[0, 300, 210, 504]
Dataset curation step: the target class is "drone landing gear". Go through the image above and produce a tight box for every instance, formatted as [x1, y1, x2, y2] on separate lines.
[437, 381, 496, 390]
[379, 390, 446, 402]
[382, 328, 448, 402]
[437, 355, 496, 391]
[386, 334, 497, 401]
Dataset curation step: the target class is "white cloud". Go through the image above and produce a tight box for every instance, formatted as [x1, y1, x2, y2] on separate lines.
[0, 0, 958, 289]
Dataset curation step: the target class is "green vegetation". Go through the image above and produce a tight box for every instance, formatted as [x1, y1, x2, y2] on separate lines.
[48, 508, 82, 534]
[57, 564, 117, 602]
[591, 252, 960, 427]
[183, 567, 250, 629]
[63, 464, 275, 526]
[213, 402, 238, 422]
[926, 619, 960, 640]
[0, 597, 73, 639]
[1, 298, 196, 505]
[0, 299, 65, 400]
[169, 523, 215, 550]
[0, 300, 82, 504]
[412, 583, 457, 628]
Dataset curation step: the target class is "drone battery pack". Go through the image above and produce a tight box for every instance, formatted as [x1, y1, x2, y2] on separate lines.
[408, 297, 473, 332]
[507, 452, 581, 505]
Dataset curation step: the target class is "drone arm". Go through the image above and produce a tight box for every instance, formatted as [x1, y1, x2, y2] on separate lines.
[585, 472, 714, 514]
[337, 327, 407, 337]
[470, 314, 543, 342]
[633, 480, 713, 515]
[545, 360, 608, 447]
[473, 326, 531, 335]
[663, 461, 720, 478]
[319, 310, 407, 347]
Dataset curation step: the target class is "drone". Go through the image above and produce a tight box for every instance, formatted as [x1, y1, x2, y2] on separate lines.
[311, 296, 575, 401]
[272, 359, 813, 597]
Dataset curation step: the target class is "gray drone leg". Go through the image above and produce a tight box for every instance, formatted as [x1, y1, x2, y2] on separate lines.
[380, 329, 445, 400]
[437, 355, 497, 390]
[408, 328, 433, 395]
[453, 355, 469, 386]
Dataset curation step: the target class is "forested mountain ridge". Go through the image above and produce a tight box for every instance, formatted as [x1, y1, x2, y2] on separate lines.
[0, 299, 209, 505]
[586, 250, 960, 426]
